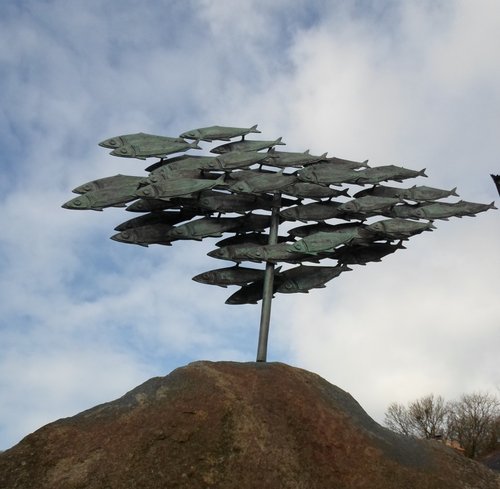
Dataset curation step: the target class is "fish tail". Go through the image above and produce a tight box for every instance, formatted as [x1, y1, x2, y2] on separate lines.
[250, 124, 261, 133]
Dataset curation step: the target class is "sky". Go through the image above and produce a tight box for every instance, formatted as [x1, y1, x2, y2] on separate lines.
[1, 0, 499, 450]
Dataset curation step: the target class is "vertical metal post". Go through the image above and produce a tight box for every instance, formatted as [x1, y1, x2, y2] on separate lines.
[256, 192, 281, 362]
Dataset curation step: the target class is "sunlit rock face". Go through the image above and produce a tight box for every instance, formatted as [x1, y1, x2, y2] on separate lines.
[1, 361, 499, 489]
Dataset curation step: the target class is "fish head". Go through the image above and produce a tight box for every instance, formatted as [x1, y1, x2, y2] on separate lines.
[340, 201, 358, 213]
[98, 136, 124, 149]
[62, 194, 93, 210]
[368, 221, 385, 234]
[207, 248, 229, 260]
[413, 208, 427, 219]
[110, 144, 136, 158]
[72, 182, 96, 194]
[289, 240, 308, 254]
[110, 229, 140, 244]
[192, 271, 213, 284]
[179, 130, 200, 140]
[297, 170, 317, 183]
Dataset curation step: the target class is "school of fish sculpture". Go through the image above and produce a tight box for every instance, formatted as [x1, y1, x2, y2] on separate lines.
[63, 123, 496, 311]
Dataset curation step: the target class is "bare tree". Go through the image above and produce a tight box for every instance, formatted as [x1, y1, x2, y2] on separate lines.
[447, 392, 500, 458]
[384, 394, 449, 439]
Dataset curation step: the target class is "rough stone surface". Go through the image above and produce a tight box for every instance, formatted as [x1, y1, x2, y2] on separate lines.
[1, 361, 499, 488]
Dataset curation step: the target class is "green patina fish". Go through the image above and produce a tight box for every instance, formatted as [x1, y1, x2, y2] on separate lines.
[98, 132, 185, 149]
[110, 139, 201, 159]
[136, 174, 225, 199]
[72, 174, 145, 194]
[180, 124, 261, 142]
[192, 265, 267, 287]
[276, 264, 351, 293]
[211, 137, 285, 154]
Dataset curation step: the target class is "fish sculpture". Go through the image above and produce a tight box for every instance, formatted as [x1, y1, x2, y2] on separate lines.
[62, 183, 141, 211]
[288, 222, 360, 238]
[210, 137, 285, 154]
[110, 139, 201, 159]
[354, 184, 458, 201]
[338, 196, 401, 214]
[234, 242, 318, 264]
[136, 174, 225, 199]
[297, 163, 365, 185]
[198, 191, 293, 214]
[281, 182, 349, 200]
[126, 198, 180, 213]
[279, 201, 343, 222]
[164, 216, 244, 241]
[287, 227, 368, 255]
[110, 223, 175, 247]
[330, 241, 406, 265]
[72, 174, 145, 194]
[192, 265, 267, 287]
[410, 200, 496, 220]
[180, 124, 261, 142]
[114, 210, 197, 231]
[352, 165, 427, 185]
[265, 149, 328, 168]
[367, 218, 436, 239]
[98, 133, 185, 149]
[225, 280, 278, 305]
[276, 265, 351, 293]
[207, 242, 268, 263]
[382, 203, 426, 219]
[229, 171, 297, 194]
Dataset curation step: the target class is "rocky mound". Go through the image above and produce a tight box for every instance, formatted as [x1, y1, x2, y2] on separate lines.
[1, 361, 499, 488]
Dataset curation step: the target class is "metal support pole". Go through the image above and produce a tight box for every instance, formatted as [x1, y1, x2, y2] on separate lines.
[256, 192, 281, 362]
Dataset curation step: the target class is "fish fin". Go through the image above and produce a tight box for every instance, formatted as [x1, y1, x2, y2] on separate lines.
[191, 140, 202, 149]
[321, 152, 328, 158]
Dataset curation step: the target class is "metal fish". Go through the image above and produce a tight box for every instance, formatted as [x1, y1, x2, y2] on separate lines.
[367, 218, 436, 239]
[279, 202, 343, 222]
[297, 163, 364, 185]
[210, 137, 285, 154]
[276, 265, 351, 293]
[225, 280, 275, 305]
[265, 149, 328, 168]
[330, 241, 406, 265]
[144, 168, 206, 186]
[231, 213, 273, 233]
[281, 182, 349, 200]
[192, 266, 266, 287]
[287, 228, 364, 255]
[338, 196, 401, 214]
[62, 183, 141, 211]
[411, 200, 496, 220]
[180, 124, 261, 142]
[98, 132, 185, 149]
[229, 171, 297, 194]
[136, 174, 225, 199]
[110, 139, 201, 159]
[382, 203, 425, 219]
[237, 242, 318, 264]
[110, 223, 175, 246]
[317, 156, 370, 169]
[72, 174, 145, 194]
[353, 165, 427, 185]
[354, 185, 458, 201]
[114, 210, 197, 231]
[164, 216, 244, 241]
[207, 242, 266, 263]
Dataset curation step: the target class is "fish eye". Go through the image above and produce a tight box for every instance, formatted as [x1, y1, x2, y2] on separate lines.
[142, 188, 151, 196]
[293, 242, 302, 250]
[285, 282, 293, 289]
[149, 176, 158, 183]
[174, 229, 183, 235]
[120, 148, 128, 154]
[121, 231, 130, 239]
[74, 200, 81, 206]
[83, 184, 92, 191]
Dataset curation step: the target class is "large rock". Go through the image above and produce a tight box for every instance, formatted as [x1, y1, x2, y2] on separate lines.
[1, 361, 499, 488]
